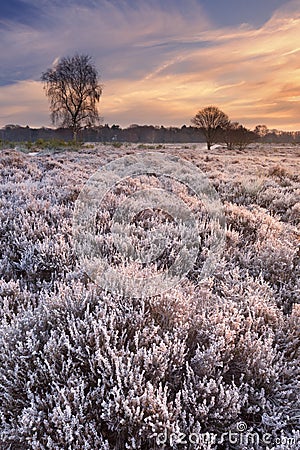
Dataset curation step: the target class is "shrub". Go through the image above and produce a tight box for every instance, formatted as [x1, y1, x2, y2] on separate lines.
[0, 145, 299, 449]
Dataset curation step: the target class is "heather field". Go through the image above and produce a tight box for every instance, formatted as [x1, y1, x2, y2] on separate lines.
[0, 143, 299, 449]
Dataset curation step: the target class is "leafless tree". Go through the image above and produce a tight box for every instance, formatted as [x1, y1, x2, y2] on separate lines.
[223, 121, 240, 150]
[41, 54, 102, 142]
[254, 124, 269, 138]
[234, 125, 256, 150]
[221, 122, 256, 150]
[191, 106, 229, 150]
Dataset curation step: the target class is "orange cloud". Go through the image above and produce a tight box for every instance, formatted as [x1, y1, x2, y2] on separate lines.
[1, 0, 300, 130]
[0, 81, 49, 127]
[99, 1, 300, 130]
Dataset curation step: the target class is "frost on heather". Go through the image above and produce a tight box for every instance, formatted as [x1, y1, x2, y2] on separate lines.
[0, 145, 299, 449]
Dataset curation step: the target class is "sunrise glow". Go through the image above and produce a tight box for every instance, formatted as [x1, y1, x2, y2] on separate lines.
[1, 0, 300, 130]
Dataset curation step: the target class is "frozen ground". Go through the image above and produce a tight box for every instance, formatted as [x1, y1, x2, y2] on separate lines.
[0, 143, 299, 449]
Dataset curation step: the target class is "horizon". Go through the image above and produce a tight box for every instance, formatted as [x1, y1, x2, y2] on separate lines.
[1, 0, 300, 130]
[2, 122, 300, 134]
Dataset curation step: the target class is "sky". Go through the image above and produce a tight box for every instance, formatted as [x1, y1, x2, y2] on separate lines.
[0, 0, 300, 130]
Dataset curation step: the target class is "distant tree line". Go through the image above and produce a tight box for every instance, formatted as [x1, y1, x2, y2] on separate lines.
[190, 106, 300, 150]
[0, 124, 206, 144]
[1, 122, 300, 145]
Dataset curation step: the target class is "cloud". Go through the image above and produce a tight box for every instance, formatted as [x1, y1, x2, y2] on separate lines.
[0, 0, 300, 129]
[0, 80, 49, 127]
[0, 0, 211, 86]
[100, 0, 300, 130]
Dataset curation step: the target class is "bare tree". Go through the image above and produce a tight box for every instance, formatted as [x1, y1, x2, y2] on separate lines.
[222, 122, 257, 150]
[235, 126, 256, 150]
[191, 106, 229, 150]
[41, 54, 102, 142]
[254, 124, 269, 138]
[223, 121, 240, 150]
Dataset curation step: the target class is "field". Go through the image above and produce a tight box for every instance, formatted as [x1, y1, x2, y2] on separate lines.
[0, 143, 299, 449]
